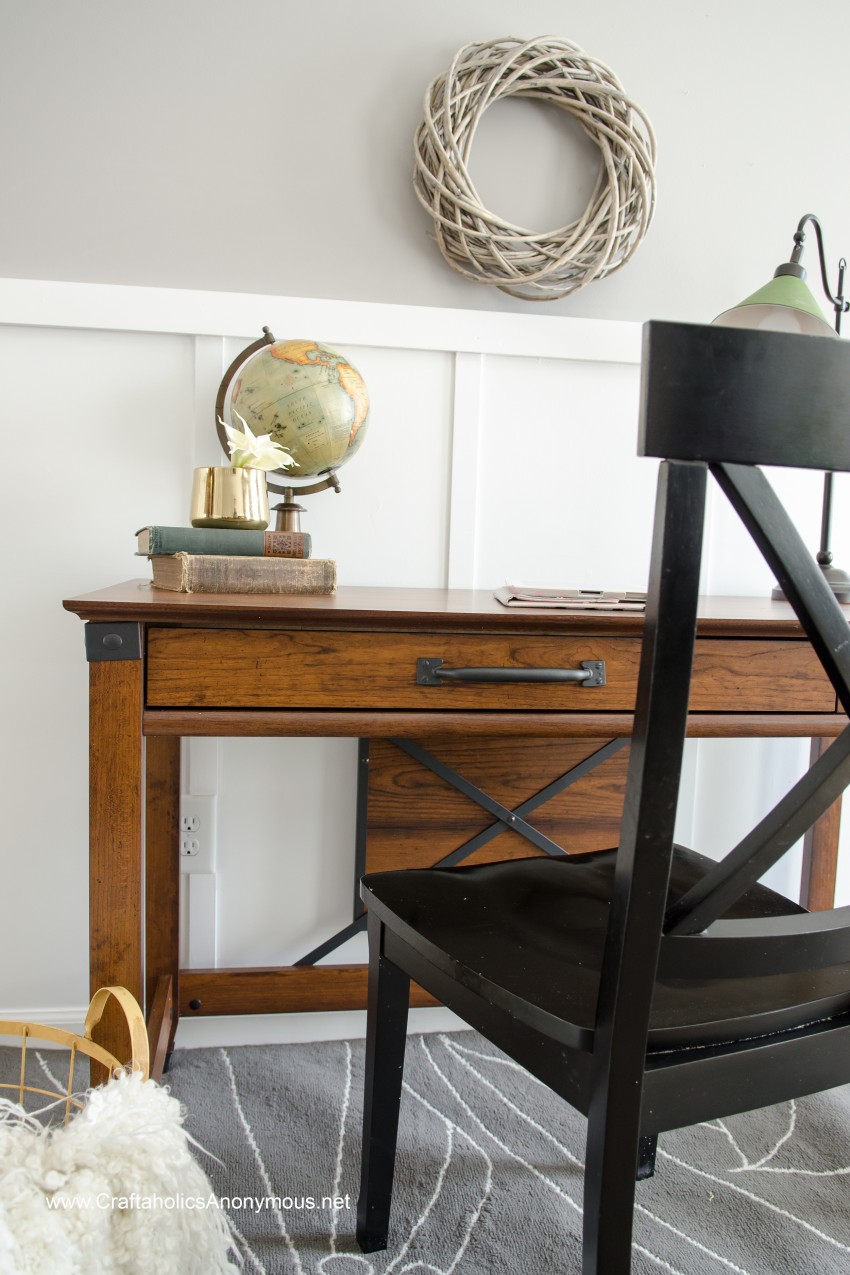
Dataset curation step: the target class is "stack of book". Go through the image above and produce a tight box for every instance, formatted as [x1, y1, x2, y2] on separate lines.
[137, 526, 336, 595]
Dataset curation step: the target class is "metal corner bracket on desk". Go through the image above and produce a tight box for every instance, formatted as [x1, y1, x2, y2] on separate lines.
[84, 622, 143, 662]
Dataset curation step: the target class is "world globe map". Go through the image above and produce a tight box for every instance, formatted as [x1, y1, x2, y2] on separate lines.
[229, 339, 370, 478]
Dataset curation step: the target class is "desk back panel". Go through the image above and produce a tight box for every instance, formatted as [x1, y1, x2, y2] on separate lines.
[365, 736, 631, 871]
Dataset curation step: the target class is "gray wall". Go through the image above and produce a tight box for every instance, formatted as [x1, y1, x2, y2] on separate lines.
[3, 0, 848, 323]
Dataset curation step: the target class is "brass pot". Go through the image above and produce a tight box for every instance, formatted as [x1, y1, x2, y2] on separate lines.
[190, 466, 270, 529]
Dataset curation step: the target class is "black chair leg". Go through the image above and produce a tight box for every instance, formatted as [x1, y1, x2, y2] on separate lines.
[582, 1108, 641, 1275]
[636, 1134, 658, 1180]
[356, 915, 411, 1253]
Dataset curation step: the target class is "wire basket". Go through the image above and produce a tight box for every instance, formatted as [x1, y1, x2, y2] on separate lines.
[0, 985, 149, 1123]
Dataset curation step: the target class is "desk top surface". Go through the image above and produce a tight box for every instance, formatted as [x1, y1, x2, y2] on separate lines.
[62, 580, 818, 638]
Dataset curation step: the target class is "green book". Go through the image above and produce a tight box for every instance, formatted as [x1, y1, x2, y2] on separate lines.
[137, 525, 311, 558]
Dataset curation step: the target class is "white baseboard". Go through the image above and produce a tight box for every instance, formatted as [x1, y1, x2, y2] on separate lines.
[0, 1006, 89, 1049]
[0, 1005, 466, 1053]
[172, 1006, 467, 1051]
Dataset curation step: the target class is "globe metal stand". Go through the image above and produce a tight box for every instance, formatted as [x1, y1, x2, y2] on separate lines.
[273, 473, 341, 533]
[214, 326, 277, 432]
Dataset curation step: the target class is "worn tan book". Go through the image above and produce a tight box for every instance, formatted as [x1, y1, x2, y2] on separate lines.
[150, 552, 336, 594]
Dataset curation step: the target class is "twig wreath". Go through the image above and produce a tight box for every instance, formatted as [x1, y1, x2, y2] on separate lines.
[413, 37, 657, 301]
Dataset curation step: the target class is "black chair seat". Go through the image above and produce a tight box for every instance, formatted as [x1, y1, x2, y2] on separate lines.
[363, 847, 849, 1050]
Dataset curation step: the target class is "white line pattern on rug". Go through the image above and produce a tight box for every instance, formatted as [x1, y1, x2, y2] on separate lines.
[714, 1100, 850, 1176]
[385, 1116, 454, 1275]
[419, 1035, 584, 1221]
[145, 1030, 850, 1274]
[34, 1051, 66, 1095]
[396, 1080, 493, 1275]
[715, 1102, 797, 1172]
[441, 1036, 583, 1166]
[430, 1038, 696, 1275]
[24, 1051, 83, 1122]
[439, 1036, 745, 1275]
[329, 1041, 353, 1256]
[220, 1046, 305, 1275]
[659, 1148, 850, 1256]
[313, 1041, 492, 1275]
[227, 1219, 269, 1275]
[698, 1120, 751, 1168]
[739, 1101, 796, 1170]
[736, 1164, 850, 1177]
[695, 1107, 850, 1181]
[317, 1251, 376, 1275]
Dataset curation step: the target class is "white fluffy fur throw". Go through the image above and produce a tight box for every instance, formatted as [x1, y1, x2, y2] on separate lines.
[0, 1070, 239, 1273]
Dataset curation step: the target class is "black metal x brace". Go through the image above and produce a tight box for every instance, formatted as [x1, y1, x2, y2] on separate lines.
[393, 736, 628, 865]
[294, 735, 628, 966]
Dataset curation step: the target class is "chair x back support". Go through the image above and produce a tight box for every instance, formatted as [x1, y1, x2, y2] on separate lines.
[356, 320, 850, 1273]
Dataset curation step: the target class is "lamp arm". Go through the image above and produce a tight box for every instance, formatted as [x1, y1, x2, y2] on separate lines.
[792, 214, 849, 327]
[792, 214, 847, 562]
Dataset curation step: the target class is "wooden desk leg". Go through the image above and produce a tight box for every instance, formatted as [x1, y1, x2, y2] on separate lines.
[88, 634, 144, 1085]
[145, 735, 181, 1079]
[800, 736, 842, 910]
[147, 975, 175, 1082]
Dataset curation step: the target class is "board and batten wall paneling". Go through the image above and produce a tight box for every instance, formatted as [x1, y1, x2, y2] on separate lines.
[474, 355, 654, 591]
[0, 278, 845, 1045]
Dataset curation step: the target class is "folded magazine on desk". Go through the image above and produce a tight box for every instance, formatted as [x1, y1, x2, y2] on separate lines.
[494, 586, 647, 612]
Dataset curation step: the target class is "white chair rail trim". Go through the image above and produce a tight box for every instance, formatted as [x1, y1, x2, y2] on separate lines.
[0, 277, 641, 363]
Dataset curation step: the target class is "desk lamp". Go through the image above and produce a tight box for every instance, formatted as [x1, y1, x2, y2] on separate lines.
[714, 213, 850, 600]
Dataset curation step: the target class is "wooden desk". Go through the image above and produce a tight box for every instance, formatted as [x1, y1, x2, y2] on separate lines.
[64, 583, 846, 1078]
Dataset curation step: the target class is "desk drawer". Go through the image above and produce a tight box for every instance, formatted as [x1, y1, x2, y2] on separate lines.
[145, 628, 835, 713]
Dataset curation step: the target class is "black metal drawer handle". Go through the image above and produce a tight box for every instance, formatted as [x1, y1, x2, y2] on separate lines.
[416, 658, 606, 687]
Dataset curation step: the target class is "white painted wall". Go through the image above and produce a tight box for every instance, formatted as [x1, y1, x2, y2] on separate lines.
[0, 319, 193, 1017]
[2, 0, 850, 1042]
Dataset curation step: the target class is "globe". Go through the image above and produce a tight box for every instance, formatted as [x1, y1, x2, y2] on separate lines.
[228, 338, 370, 479]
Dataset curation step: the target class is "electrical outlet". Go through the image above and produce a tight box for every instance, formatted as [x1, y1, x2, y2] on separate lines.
[179, 795, 217, 874]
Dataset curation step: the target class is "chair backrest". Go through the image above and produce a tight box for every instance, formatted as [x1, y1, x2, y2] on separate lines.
[593, 322, 850, 1055]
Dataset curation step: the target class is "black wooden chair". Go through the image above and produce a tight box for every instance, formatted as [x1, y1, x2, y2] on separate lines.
[356, 320, 850, 1273]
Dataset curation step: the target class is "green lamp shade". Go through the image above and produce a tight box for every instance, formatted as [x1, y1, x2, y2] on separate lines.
[714, 272, 836, 337]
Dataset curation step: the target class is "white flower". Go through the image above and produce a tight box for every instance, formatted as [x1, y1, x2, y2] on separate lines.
[219, 412, 299, 471]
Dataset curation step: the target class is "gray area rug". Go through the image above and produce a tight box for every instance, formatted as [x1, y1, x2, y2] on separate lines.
[5, 1030, 850, 1274]
[165, 1030, 850, 1275]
